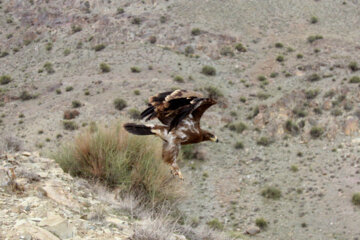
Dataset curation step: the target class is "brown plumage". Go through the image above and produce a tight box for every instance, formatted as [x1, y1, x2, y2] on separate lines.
[124, 89, 218, 180]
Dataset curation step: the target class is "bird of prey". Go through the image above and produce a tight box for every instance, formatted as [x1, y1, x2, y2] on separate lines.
[124, 89, 218, 180]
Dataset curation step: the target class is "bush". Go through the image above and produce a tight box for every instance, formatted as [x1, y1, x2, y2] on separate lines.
[19, 91, 37, 101]
[191, 28, 201, 36]
[149, 36, 156, 44]
[310, 126, 324, 138]
[235, 43, 247, 52]
[93, 44, 106, 52]
[43, 62, 55, 74]
[257, 137, 272, 146]
[206, 218, 224, 230]
[173, 75, 184, 83]
[352, 193, 360, 206]
[116, 8, 124, 14]
[45, 42, 53, 51]
[293, 107, 307, 118]
[63, 120, 79, 130]
[114, 98, 127, 110]
[307, 73, 320, 82]
[348, 62, 358, 72]
[275, 42, 283, 48]
[310, 16, 318, 24]
[63, 110, 80, 120]
[128, 108, 141, 119]
[290, 165, 299, 172]
[0, 52, 9, 58]
[257, 92, 271, 100]
[66, 86, 73, 92]
[276, 55, 284, 62]
[305, 89, 319, 99]
[184, 46, 194, 55]
[255, 218, 268, 229]
[220, 46, 234, 57]
[0, 75, 12, 85]
[234, 141, 244, 150]
[205, 86, 223, 99]
[201, 66, 216, 76]
[131, 67, 141, 73]
[228, 122, 247, 133]
[257, 75, 266, 81]
[349, 76, 360, 83]
[54, 123, 183, 204]
[284, 120, 299, 135]
[307, 35, 323, 43]
[331, 108, 342, 116]
[63, 49, 71, 56]
[72, 100, 82, 108]
[100, 63, 110, 73]
[131, 17, 142, 25]
[71, 25, 82, 33]
[261, 186, 281, 199]
[297, 53, 303, 59]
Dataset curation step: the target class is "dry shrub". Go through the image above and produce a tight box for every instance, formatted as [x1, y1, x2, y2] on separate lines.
[63, 110, 80, 120]
[54, 123, 184, 205]
[132, 217, 176, 240]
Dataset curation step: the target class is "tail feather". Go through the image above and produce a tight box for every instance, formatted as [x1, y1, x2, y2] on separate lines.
[123, 123, 154, 135]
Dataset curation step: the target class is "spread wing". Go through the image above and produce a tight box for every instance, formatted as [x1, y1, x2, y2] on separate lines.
[140, 89, 216, 131]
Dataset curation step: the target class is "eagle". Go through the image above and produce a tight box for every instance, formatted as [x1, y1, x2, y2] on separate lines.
[124, 89, 218, 180]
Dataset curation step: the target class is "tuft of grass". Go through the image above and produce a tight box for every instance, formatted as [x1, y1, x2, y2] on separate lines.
[131, 17, 142, 25]
[220, 46, 234, 57]
[307, 35, 323, 43]
[293, 107, 307, 118]
[290, 165, 299, 172]
[235, 43, 247, 52]
[257, 92, 271, 100]
[275, 42, 283, 48]
[310, 16, 318, 24]
[19, 91, 37, 101]
[54, 123, 183, 204]
[258, 75, 267, 82]
[184, 46, 194, 55]
[114, 98, 127, 111]
[0, 52, 9, 58]
[128, 108, 141, 120]
[71, 25, 82, 33]
[205, 86, 223, 99]
[63, 120, 79, 131]
[201, 65, 216, 76]
[116, 8, 124, 14]
[348, 62, 359, 72]
[349, 76, 360, 83]
[0, 75, 12, 85]
[331, 108, 342, 116]
[297, 53, 303, 59]
[93, 44, 106, 52]
[43, 62, 55, 74]
[228, 122, 247, 133]
[191, 28, 201, 36]
[284, 120, 299, 135]
[257, 137, 272, 146]
[45, 42, 53, 51]
[310, 126, 324, 138]
[72, 100, 82, 108]
[234, 141, 244, 150]
[63, 110, 80, 120]
[307, 73, 320, 82]
[276, 55, 284, 62]
[206, 218, 224, 230]
[100, 63, 111, 73]
[305, 89, 319, 99]
[255, 218, 268, 229]
[261, 186, 281, 200]
[66, 86, 74, 92]
[63, 49, 71, 56]
[131, 66, 141, 73]
[173, 75, 184, 83]
[352, 193, 360, 206]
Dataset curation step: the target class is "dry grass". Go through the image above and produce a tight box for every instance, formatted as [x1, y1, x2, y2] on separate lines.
[54, 122, 184, 205]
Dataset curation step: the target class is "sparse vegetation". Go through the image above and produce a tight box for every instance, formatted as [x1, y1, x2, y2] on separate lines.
[257, 137, 272, 146]
[234, 141, 244, 150]
[307, 73, 321, 82]
[206, 218, 224, 230]
[305, 89, 319, 99]
[220, 46, 234, 57]
[72, 100, 82, 108]
[45, 42, 53, 51]
[276, 55, 284, 62]
[235, 43, 247, 52]
[100, 63, 110, 73]
[205, 86, 223, 99]
[275, 42, 283, 48]
[114, 98, 127, 110]
[290, 165, 299, 172]
[19, 91, 37, 101]
[63, 49, 71, 56]
[228, 122, 247, 133]
[54, 123, 183, 204]
[293, 107, 307, 118]
[201, 66, 216, 76]
[131, 17, 142, 25]
[191, 28, 201, 36]
[63, 120, 79, 131]
[128, 108, 141, 119]
[131, 66, 141, 73]
[261, 186, 281, 199]
[307, 35, 323, 43]
[255, 218, 268, 229]
[43, 62, 55, 74]
[349, 76, 360, 83]
[310, 16, 318, 24]
[352, 193, 360, 206]
[258, 75, 267, 82]
[310, 126, 324, 138]
[348, 62, 359, 71]
[0, 75, 12, 85]
[71, 25, 82, 33]
[66, 86, 74, 92]
[63, 110, 80, 120]
[184, 46, 194, 55]
[93, 44, 106, 52]
[173, 75, 184, 83]
[116, 7, 124, 14]
[284, 120, 299, 135]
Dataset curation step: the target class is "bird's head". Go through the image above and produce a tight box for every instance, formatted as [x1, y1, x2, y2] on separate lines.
[202, 131, 219, 143]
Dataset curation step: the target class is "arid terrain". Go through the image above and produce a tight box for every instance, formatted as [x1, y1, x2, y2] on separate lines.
[1, 0, 360, 239]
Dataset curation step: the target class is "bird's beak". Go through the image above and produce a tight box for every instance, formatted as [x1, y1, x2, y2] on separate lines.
[210, 136, 219, 142]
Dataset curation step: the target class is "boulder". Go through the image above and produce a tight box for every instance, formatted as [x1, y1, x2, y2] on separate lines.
[40, 214, 76, 239]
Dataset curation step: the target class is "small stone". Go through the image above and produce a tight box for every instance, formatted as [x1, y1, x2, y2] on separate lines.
[245, 226, 260, 235]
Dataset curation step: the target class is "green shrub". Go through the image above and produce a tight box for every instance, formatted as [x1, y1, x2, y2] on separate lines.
[270, 72, 278, 78]
[275, 42, 283, 48]
[19, 91, 37, 101]
[184, 46, 194, 55]
[131, 17, 142, 25]
[352, 193, 360, 206]
[191, 28, 201, 36]
[290, 165, 299, 172]
[63, 120, 79, 130]
[293, 107, 307, 118]
[134, 90, 140, 95]
[228, 122, 247, 133]
[257, 137, 272, 146]
[310, 126, 324, 138]
[305, 89, 319, 99]
[131, 66, 141, 73]
[201, 66, 216, 76]
[114, 98, 127, 110]
[0, 52, 9, 58]
[255, 218, 268, 229]
[160, 15, 167, 23]
[331, 108, 342, 116]
[220, 46, 234, 57]
[307, 35, 323, 43]
[206, 218, 224, 230]
[310, 16, 318, 24]
[261, 186, 281, 199]
[234, 141, 244, 150]
[324, 90, 335, 98]
[284, 120, 299, 135]
[93, 44, 106, 52]
[173, 75, 184, 83]
[349, 76, 360, 83]
[43, 62, 55, 74]
[296, 53, 303, 59]
[63, 49, 71, 56]
[71, 25, 82, 33]
[348, 62, 358, 71]
[45, 42, 53, 51]
[257, 92, 271, 100]
[0, 75, 12, 85]
[100, 63, 110, 73]
[257, 75, 266, 81]
[66, 86, 73, 92]
[204, 86, 223, 99]
[128, 108, 141, 119]
[72, 100, 82, 108]
[116, 8, 124, 14]
[235, 43, 247, 52]
[276, 55, 284, 62]
[307, 73, 320, 82]
[54, 124, 183, 204]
